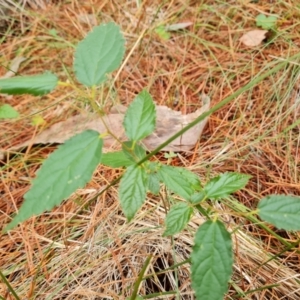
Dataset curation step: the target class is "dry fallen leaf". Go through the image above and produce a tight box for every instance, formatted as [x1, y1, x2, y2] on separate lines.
[165, 22, 193, 31]
[1, 56, 27, 79]
[78, 14, 97, 26]
[240, 30, 268, 47]
[0, 56, 27, 100]
[0, 95, 210, 159]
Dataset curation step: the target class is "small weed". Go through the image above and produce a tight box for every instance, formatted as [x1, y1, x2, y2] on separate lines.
[1, 22, 300, 300]
[256, 13, 278, 30]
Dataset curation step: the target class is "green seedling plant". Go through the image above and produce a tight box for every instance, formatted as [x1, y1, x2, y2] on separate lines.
[1, 22, 300, 300]
[256, 13, 278, 30]
[0, 103, 19, 119]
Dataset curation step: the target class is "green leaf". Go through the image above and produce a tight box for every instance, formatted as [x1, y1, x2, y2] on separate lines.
[157, 165, 200, 200]
[179, 168, 202, 191]
[191, 220, 233, 300]
[146, 161, 160, 172]
[145, 162, 160, 194]
[122, 141, 146, 163]
[0, 72, 58, 96]
[0, 104, 19, 119]
[101, 151, 134, 168]
[4, 130, 102, 232]
[164, 151, 177, 159]
[31, 115, 46, 126]
[147, 173, 160, 195]
[190, 191, 206, 204]
[119, 165, 147, 221]
[163, 202, 193, 236]
[155, 25, 171, 40]
[256, 14, 277, 30]
[74, 22, 125, 86]
[48, 29, 59, 37]
[258, 195, 300, 230]
[204, 172, 251, 200]
[123, 90, 156, 142]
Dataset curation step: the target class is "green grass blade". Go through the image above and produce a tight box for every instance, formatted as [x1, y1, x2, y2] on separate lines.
[0, 269, 21, 300]
[128, 255, 152, 300]
[136, 52, 300, 166]
[4, 130, 102, 232]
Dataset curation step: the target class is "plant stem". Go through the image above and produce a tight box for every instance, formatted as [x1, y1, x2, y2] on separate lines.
[142, 291, 177, 299]
[86, 52, 300, 218]
[137, 52, 300, 165]
[223, 197, 300, 250]
[0, 270, 21, 300]
[195, 204, 210, 219]
[129, 255, 152, 300]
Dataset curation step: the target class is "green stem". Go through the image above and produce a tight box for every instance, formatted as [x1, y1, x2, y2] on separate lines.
[88, 85, 103, 115]
[232, 283, 279, 298]
[253, 238, 300, 271]
[129, 255, 152, 300]
[142, 291, 177, 299]
[142, 258, 190, 280]
[86, 85, 129, 147]
[0, 269, 21, 300]
[223, 198, 300, 250]
[195, 204, 210, 219]
[86, 52, 300, 219]
[57, 81, 84, 96]
[137, 52, 300, 165]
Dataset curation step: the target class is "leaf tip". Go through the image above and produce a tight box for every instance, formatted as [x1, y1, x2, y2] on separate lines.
[3, 219, 18, 233]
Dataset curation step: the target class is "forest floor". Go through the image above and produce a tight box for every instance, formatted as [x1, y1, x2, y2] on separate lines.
[1, 1, 300, 299]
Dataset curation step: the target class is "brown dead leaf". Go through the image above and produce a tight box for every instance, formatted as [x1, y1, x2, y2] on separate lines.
[0, 95, 210, 159]
[240, 30, 268, 47]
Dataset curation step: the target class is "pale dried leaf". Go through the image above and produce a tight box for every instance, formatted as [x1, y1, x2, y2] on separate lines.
[144, 94, 210, 151]
[1, 56, 27, 79]
[0, 56, 27, 100]
[240, 30, 268, 47]
[165, 22, 193, 31]
[0, 95, 210, 159]
[78, 14, 97, 26]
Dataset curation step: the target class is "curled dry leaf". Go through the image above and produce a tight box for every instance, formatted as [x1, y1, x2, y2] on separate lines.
[240, 30, 268, 47]
[0, 95, 210, 159]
